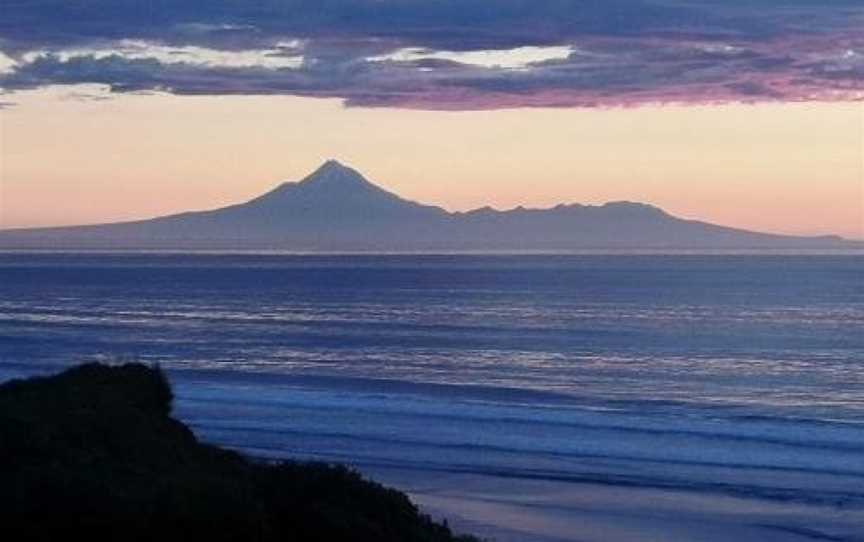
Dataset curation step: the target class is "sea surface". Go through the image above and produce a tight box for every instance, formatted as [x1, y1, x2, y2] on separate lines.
[1, 253, 862, 541]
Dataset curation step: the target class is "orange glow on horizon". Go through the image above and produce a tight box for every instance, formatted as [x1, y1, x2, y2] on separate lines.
[1, 87, 862, 239]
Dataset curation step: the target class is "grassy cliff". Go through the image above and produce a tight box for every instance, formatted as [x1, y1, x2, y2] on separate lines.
[0, 363, 480, 542]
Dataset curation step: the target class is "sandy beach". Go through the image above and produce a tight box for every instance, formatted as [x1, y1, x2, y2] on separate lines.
[368, 468, 864, 542]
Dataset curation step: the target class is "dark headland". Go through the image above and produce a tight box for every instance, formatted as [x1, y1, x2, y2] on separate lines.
[0, 160, 856, 251]
[0, 363, 481, 542]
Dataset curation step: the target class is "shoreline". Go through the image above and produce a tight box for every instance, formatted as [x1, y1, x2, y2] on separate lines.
[365, 467, 863, 542]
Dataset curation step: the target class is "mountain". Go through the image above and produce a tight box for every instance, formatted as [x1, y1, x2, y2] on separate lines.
[0, 160, 855, 250]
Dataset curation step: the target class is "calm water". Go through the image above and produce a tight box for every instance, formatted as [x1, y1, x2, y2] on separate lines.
[1, 253, 863, 539]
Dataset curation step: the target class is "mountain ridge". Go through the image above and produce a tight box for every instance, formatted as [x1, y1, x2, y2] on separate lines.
[0, 160, 854, 250]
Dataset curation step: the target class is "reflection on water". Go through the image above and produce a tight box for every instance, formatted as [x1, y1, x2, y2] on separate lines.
[1, 254, 863, 538]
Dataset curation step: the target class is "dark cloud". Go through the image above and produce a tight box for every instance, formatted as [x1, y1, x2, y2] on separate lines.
[0, 1, 861, 109]
[725, 81, 783, 98]
[0, 1, 709, 52]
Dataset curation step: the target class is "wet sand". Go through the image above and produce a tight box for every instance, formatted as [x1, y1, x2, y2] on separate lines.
[367, 467, 864, 542]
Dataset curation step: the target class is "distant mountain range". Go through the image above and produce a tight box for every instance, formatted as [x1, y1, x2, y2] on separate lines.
[0, 160, 856, 251]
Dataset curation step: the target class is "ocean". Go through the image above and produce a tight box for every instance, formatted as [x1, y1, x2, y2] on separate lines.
[1, 253, 862, 541]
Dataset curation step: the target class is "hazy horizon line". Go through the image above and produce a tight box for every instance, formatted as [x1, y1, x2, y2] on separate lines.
[2, 160, 859, 242]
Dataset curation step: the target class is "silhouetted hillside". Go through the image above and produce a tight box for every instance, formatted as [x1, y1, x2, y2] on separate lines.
[0, 363, 480, 542]
[0, 160, 855, 250]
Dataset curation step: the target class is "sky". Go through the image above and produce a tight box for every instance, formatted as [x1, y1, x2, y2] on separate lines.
[0, 1, 862, 238]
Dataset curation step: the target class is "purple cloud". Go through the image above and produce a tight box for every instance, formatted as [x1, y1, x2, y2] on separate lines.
[0, 1, 861, 109]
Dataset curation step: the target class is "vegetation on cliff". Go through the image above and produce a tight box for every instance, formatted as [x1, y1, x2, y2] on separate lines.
[0, 363, 479, 542]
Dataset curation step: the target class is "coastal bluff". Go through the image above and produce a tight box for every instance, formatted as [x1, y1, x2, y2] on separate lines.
[0, 363, 480, 542]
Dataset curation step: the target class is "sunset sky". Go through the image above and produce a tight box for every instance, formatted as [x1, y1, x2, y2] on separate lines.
[1, 1, 862, 238]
